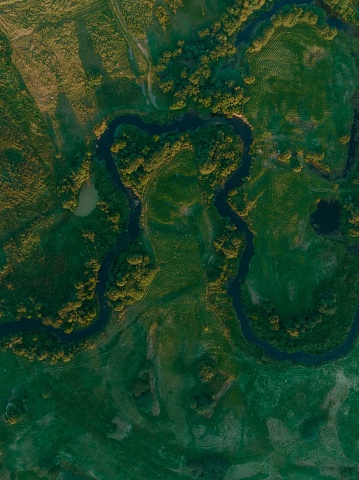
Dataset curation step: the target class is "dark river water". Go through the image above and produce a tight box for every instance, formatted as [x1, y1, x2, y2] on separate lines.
[1, 1, 358, 364]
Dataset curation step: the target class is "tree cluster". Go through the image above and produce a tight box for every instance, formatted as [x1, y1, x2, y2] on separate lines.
[0, 331, 89, 363]
[197, 356, 217, 383]
[204, 222, 244, 343]
[242, 286, 338, 349]
[342, 199, 359, 238]
[164, 0, 183, 14]
[186, 455, 230, 479]
[154, 0, 269, 115]
[155, 6, 170, 30]
[4, 397, 26, 425]
[322, 0, 359, 26]
[193, 124, 242, 195]
[42, 259, 100, 333]
[190, 392, 215, 417]
[157, 40, 244, 115]
[61, 154, 92, 211]
[133, 369, 154, 414]
[112, 124, 191, 195]
[0, 31, 12, 60]
[106, 241, 157, 312]
[207, 222, 243, 298]
[228, 185, 248, 217]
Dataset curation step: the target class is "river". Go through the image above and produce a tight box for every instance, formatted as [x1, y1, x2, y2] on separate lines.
[1, 0, 358, 364]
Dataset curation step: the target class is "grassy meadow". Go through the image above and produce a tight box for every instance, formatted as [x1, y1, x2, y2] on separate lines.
[142, 147, 240, 421]
[1, 0, 359, 477]
[243, 9, 357, 176]
[2, 290, 359, 478]
[234, 6, 359, 351]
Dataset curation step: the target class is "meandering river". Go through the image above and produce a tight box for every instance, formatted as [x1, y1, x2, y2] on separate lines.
[1, 0, 358, 364]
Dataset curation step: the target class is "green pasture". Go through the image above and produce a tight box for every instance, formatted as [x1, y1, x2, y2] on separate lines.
[143, 147, 233, 352]
[135, 146, 241, 445]
[145, 148, 212, 296]
[244, 167, 340, 317]
[244, 18, 358, 176]
[2, 298, 359, 478]
[238, 9, 359, 351]
[241, 161, 359, 351]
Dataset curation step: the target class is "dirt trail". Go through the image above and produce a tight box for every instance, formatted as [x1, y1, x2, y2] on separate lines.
[109, 0, 150, 75]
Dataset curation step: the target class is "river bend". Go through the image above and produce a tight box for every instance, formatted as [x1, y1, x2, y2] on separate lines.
[1, 0, 358, 364]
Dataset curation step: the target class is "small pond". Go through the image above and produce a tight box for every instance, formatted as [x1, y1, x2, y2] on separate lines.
[74, 178, 99, 217]
[310, 200, 341, 234]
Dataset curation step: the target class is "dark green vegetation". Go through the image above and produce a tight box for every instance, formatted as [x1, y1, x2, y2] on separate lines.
[229, 5, 359, 353]
[0, 10, 134, 344]
[322, 0, 359, 26]
[155, 0, 276, 114]
[109, 122, 244, 319]
[3, 321, 359, 479]
[1, 0, 359, 477]
[2, 154, 127, 332]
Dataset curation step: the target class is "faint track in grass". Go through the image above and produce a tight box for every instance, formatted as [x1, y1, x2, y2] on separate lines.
[109, 0, 149, 76]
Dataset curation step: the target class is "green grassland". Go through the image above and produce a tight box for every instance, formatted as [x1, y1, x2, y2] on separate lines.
[2, 296, 359, 478]
[2, 0, 359, 477]
[3, 126, 359, 478]
[229, 6, 359, 352]
[232, 163, 359, 352]
[142, 147, 240, 419]
[243, 7, 357, 176]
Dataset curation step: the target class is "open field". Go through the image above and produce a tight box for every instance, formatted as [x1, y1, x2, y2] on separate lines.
[3, 134, 359, 478]
[234, 6, 359, 352]
[0, 0, 146, 141]
[2, 291, 359, 478]
[243, 8, 357, 176]
[142, 148, 239, 425]
[2, 0, 359, 476]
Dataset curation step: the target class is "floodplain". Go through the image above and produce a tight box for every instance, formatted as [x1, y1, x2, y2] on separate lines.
[0, 0, 359, 478]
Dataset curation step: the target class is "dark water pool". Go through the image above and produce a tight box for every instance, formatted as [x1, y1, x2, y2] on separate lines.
[310, 200, 341, 234]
